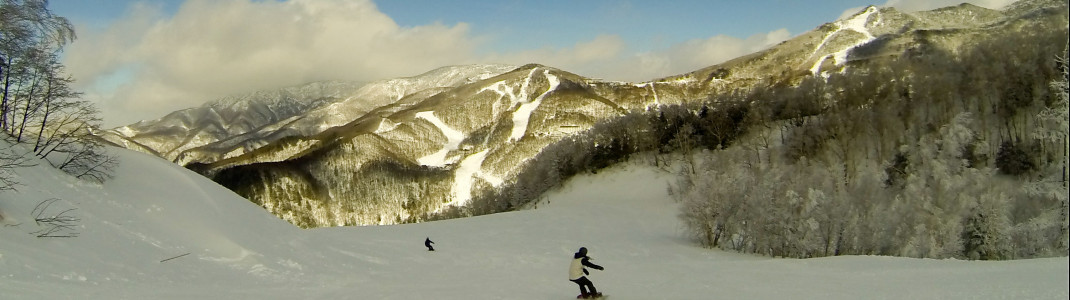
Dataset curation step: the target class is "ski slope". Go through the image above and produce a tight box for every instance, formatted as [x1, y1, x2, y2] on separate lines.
[415, 110, 465, 167]
[0, 146, 1066, 299]
[510, 69, 559, 141]
[810, 6, 881, 76]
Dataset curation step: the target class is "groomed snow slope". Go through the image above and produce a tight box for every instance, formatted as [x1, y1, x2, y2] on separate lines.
[0, 147, 1066, 299]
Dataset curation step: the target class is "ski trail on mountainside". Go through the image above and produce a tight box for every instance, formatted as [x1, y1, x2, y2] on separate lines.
[810, 6, 881, 75]
[416, 111, 465, 167]
[510, 69, 560, 141]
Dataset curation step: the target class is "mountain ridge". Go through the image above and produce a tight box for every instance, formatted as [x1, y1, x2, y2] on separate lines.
[98, 64, 516, 165]
[101, 0, 1069, 227]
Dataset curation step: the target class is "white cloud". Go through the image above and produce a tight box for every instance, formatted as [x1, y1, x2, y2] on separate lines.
[72, 0, 1004, 127]
[56, 0, 836, 127]
[566, 29, 792, 82]
[71, 0, 750, 127]
[478, 29, 791, 83]
[479, 34, 626, 79]
[666, 29, 793, 71]
[489, 34, 624, 68]
[65, 0, 479, 126]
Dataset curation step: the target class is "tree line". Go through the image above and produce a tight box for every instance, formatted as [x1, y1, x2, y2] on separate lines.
[443, 25, 1068, 260]
[677, 28, 1068, 259]
[426, 84, 755, 220]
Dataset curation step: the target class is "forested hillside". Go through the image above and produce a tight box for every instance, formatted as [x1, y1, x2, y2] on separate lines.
[451, 17, 1068, 260]
[671, 29, 1069, 260]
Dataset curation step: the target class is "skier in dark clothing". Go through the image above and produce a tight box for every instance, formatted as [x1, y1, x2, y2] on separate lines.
[425, 237, 435, 251]
[568, 247, 604, 298]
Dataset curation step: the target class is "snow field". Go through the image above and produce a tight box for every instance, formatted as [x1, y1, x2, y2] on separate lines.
[0, 148, 1066, 299]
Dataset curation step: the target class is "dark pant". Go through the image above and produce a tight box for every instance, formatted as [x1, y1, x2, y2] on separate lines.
[570, 276, 598, 297]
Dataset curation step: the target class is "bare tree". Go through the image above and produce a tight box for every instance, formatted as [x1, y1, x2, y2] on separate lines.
[0, 0, 114, 183]
[1, 0, 75, 129]
[0, 138, 34, 190]
[30, 198, 79, 238]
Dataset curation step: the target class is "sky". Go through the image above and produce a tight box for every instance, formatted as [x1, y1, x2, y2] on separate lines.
[48, 0, 1018, 127]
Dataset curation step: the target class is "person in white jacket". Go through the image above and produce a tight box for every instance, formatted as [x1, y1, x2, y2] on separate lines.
[568, 247, 604, 298]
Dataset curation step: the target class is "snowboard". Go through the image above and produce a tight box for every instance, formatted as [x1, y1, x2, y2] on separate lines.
[576, 293, 607, 299]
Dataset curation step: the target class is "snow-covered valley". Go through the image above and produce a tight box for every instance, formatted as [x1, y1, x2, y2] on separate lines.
[0, 147, 1066, 299]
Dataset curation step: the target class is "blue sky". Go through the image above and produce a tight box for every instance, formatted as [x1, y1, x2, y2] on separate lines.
[47, 0, 1016, 127]
[55, 0, 868, 53]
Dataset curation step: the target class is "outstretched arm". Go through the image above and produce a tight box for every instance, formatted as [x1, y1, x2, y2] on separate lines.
[581, 257, 604, 270]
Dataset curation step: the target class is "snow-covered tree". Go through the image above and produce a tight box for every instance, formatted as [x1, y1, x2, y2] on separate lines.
[1035, 41, 1069, 185]
[676, 27, 1067, 259]
[1029, 40, 1070, 255]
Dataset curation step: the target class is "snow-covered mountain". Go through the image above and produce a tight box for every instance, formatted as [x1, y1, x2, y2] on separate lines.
[102, 0, 1068, 227]
[94, 80, 364, 162]
[201, 64, 643, 226]
[670, 0, 1067, 88]
[96, 64, 515, 165]
[0, 145, 1065, 298]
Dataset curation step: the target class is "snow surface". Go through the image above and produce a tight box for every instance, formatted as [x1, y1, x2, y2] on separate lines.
[510, 69, 560, 141]
[811, 6, 882, 75]
[374, 118, 399, 134]
[442, 149, 498, 210]
[416, 111, 465, 167]
[0, 147, 1066, 299]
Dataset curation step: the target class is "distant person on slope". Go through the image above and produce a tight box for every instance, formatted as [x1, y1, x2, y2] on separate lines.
[425, 237, 435, 251]
[569, 247, 604, 298]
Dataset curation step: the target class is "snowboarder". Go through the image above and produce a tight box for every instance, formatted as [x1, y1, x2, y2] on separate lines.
[425, 237, 435, 251]
[568, 247, 604, 299]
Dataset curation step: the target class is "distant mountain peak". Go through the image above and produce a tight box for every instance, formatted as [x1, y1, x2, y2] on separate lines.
[97, 64, 517, 165]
